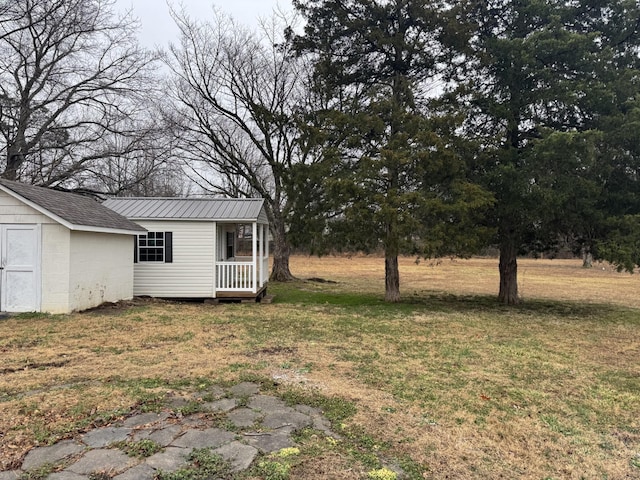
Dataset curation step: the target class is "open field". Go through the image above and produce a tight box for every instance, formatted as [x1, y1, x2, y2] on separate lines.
[1, 255, 639, 478]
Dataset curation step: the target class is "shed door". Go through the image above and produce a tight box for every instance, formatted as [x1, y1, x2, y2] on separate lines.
[1, 225, 39, 312]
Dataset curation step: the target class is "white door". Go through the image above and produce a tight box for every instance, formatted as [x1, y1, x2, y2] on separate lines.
[1, 225, 40, 312]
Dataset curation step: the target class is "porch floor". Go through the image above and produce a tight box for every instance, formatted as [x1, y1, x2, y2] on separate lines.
[209, 285, 268, 303]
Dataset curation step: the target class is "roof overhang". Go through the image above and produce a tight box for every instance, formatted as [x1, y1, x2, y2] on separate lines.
[0, 184, 145, 235]
[102, 198, 269, 225]
[128, 217, 269, 224]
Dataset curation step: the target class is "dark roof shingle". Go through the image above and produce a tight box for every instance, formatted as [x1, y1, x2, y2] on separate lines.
[0, 179, 145, 233]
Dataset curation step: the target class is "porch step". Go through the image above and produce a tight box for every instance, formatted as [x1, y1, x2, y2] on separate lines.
[260, 294, 275, 304]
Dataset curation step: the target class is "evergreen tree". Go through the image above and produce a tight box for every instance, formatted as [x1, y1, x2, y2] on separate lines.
[577, 2, 640, 272]
[443, 0, 640, 304]
[291, 0, 491, 302]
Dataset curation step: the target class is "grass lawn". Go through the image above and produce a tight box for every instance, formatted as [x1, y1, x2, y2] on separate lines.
[1, 255, 639, 479]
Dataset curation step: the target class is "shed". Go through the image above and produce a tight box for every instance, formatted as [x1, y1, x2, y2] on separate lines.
[103, 197, 270, 301]
[0, 180, 146, 313]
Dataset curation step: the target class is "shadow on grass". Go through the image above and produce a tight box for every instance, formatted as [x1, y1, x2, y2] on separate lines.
[270, 280, 633, 321]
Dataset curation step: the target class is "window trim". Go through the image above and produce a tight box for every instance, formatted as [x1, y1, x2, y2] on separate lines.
[134, 231, 173, 263]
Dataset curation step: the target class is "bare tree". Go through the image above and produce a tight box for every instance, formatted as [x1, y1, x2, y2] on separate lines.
[81, 113, 189, 198]
[0, 0, 158, 189]
[164, 8, 316, 281]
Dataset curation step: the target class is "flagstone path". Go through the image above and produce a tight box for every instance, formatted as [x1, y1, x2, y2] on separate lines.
[0, 382, 337, 479]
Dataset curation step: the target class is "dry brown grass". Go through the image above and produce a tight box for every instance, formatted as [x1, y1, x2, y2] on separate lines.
[1, 255, 639, 479]
[296, 254, 640, 307]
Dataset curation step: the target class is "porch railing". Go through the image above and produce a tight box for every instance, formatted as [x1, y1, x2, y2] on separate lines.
[216, 261, 255, 291]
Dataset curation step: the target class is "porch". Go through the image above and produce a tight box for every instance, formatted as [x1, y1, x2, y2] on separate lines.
[214, 221, 269, 299]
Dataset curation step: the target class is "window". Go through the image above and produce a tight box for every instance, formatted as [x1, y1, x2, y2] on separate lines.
[235, 224, 254, 256]
[135, 232, 172, 263]
[226, 231, 235, 259]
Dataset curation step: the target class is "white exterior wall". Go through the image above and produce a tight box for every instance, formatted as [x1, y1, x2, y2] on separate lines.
[0, 191, 58, 312]
[0, 190, 53, 224]
[40, 224, 71, 314]
[69, 231, 135, 311]
[0, 190, 136, 313]
[133, 220, 215, 297]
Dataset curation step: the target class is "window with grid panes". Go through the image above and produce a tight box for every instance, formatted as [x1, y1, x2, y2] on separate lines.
[138, 232, 165, 262]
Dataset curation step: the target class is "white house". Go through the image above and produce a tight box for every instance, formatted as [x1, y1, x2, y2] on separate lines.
[0, 180, 146, 313]
[103, 197, 270, 301]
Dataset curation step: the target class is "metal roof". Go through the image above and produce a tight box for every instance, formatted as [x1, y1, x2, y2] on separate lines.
[0, 179, 146, 234]
[103, 197, 269, 223]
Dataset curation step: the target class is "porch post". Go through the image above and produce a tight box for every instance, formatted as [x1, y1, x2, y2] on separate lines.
[259, 224, 264, 288]
[252, 222, 258, 293]
[263, 224, 268, 286]
[212, 222, 217, 297]
[264, 223, 269, 280]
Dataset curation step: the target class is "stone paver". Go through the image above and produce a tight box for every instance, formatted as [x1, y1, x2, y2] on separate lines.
[179, 415, 208, 428]
[21, 439, 85, 471]
[227, 407, 262, 428]
[0, 471, 20, 480]
[81, 427, 131, 448]
[122, 411, 170, 428]
[203, 397, 237, 412]
[294, 404, 321, 416]
[248, 394, 287, 411]
[145, 447, 188, 472]
[262, 410, 313, 430]
[47, 472, 87, 480]
[112, 463, 156, 480]
[192, 385, 224, 400]
[214, 441, 258, 472]
[7, 382, 340, 479]
[67, 449, 135, 475]
[244, 431, 295, 453]
[171, 428, 235, 449]
[313, 414, 337, 437]
[133, 424, 183, 446]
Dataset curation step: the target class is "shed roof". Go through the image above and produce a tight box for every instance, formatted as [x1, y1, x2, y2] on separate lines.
[0, 179, 145, 234]
[103, 197, 269, 224]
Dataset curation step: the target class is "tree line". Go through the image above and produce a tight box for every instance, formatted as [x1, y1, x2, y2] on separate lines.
[1, 0, 639, 305]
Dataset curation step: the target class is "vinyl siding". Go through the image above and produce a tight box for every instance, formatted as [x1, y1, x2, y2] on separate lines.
[133, 220, 215, 297]
[258, 207, 269, 224]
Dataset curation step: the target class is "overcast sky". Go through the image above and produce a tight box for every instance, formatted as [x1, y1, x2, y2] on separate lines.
[114, 0, 292, 48]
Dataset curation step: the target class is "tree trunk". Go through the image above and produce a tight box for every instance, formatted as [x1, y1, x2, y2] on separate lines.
[3, 157, 19, 181]
[269, 216, 295, 282]
[385, 253, 401, 302]
[498, 238, 519, 305]
[384, 214, 401, 302]
[4, 139, 24, 181]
